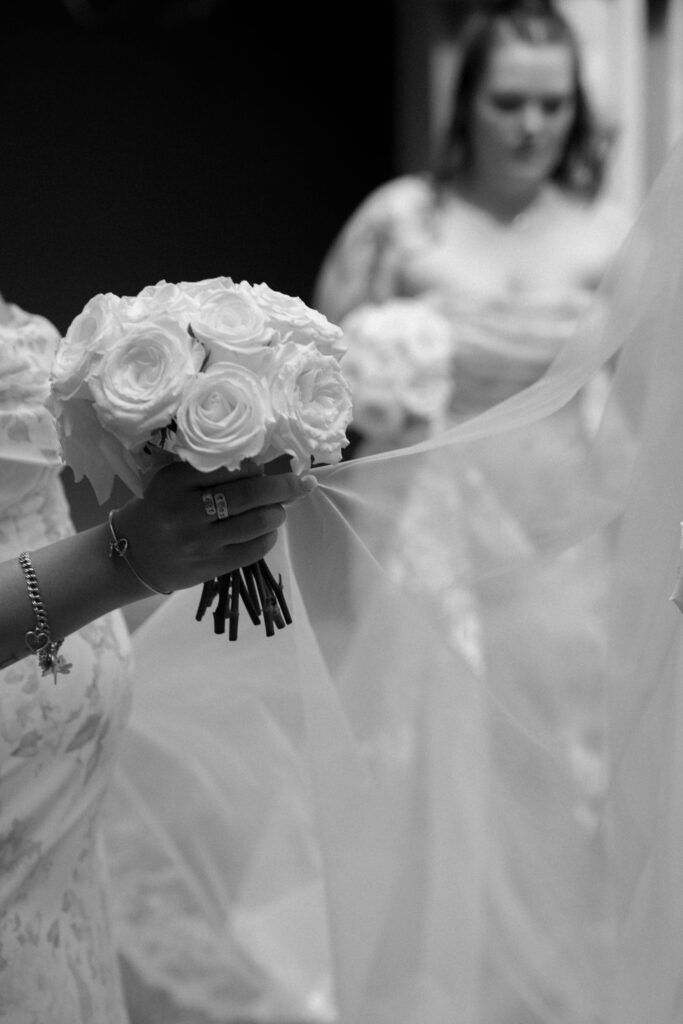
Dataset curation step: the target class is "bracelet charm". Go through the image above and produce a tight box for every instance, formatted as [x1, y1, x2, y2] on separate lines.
[18, 551, 72, 684]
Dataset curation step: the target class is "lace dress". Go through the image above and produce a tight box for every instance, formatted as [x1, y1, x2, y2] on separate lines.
[310, 177, 632, 1020]
[315, 174, 629, 733]
[0, 305, 133, 1024]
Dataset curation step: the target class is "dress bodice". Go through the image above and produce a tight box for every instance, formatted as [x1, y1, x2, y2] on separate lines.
[438, 290, 593, 417]
[314, 174, 628, 421]
[0, 303, 133, 1023]
[315, 178, 623, 868]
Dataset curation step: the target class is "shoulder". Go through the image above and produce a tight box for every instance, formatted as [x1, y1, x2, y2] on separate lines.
[342, 175, 436, 229]
[549, 188, 632, 262]
[0, 304, 61, 358]
[559, 188, 631, 239]
[586, 194, 632, 241]
[0, 302, 61, 390]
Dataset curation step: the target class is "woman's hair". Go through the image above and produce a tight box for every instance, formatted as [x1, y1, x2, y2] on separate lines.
[433, 0, 610, 199]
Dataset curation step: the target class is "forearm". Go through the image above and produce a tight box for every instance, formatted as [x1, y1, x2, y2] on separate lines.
[0, 523, 150, 669]
[0, 465, 316, 670]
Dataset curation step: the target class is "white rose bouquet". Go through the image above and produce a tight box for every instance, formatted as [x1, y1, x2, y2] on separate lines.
[340, 298, 454, 445]
[48, 276, 352, 639]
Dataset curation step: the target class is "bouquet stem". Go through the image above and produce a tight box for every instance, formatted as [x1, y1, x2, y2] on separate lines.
[195, 558, 292, 640]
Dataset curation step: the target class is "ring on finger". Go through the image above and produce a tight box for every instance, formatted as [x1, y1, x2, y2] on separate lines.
[202, 491, 217, 519]
[214, 491, 230, 520]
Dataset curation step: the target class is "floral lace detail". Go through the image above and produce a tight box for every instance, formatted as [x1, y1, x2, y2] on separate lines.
[0, 305, 58, 396]
[372, 411, 610, 834]
[0, 304, 133, 1023]
[0, 304, 62, 468]
[385, 452, 485, 676]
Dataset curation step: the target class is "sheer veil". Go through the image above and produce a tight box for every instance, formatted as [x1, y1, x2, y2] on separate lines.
[105, 137, 683, 1023]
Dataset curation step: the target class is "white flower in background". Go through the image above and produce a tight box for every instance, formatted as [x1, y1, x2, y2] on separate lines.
[87, 315, 204, 449]
[268, 342, 352, 472]
[169, 362, 273, 473]
[340, 298, 454, 442]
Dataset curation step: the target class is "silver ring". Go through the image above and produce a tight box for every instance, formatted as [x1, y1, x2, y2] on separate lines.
[202, 492, 217, 519]
[214, 491, 230, 520]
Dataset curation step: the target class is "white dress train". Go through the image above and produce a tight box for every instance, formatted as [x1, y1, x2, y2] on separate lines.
[104, 137, 683, 1024]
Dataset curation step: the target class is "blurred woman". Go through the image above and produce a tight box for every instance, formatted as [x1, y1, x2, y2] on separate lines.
[315, 0, 629, 442]
[309, 3, 634, 1016]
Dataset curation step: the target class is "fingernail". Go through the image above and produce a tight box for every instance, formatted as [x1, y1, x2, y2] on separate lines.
[300, 474, 318, 492]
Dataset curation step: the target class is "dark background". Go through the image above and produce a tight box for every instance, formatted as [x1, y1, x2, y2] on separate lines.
[1, 0, 397, 329]
[1, 0, 397, 521]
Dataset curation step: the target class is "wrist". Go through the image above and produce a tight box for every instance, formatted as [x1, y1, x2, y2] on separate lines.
[112, 500, 177, 596]
[17, 551, 72, 682]
[19, 523, 154, 651]
[107, 509, 173, 596]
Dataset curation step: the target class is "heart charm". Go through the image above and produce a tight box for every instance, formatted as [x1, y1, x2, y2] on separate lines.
[25, 629, 49, 652]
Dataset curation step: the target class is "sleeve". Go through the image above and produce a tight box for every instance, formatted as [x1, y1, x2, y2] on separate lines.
[0, 311, 62, 478]
[312, 177, 432, 325]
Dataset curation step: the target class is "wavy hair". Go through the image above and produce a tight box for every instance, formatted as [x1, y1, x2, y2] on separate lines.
[433, 0, 610, 199]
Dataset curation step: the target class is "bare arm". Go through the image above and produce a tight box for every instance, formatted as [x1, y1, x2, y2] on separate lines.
[0, 462, 315, 669]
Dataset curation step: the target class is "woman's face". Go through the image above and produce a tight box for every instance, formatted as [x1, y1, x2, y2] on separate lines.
[469, 38, 577, 196]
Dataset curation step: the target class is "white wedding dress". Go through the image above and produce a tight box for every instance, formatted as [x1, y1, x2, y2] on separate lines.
[0, 305, 133, 1023]
[104, 137, 683, 1024]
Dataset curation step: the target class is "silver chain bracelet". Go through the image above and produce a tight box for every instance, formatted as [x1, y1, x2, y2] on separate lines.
[18, 551, 72, 683]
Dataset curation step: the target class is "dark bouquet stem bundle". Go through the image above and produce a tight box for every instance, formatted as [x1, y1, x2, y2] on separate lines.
[195, 558, 292, 640]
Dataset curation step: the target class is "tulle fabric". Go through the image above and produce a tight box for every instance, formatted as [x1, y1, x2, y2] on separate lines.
[106, 137, 683, 1023]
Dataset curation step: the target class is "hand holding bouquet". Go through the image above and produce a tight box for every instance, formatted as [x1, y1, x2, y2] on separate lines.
[47, 277, 352, 638]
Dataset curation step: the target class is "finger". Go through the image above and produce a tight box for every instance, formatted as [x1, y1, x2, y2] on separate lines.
[208, 503, 288, 546]
[213, 531, 280, 575]
[197, 472, 317, 518]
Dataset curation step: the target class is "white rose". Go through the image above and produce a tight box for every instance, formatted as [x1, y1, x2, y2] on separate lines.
[342, 343, 398, 389]
[169, 362, 272, 472]
[341, 351, 401, 432]
[395, 303, 451, 372]
[87, 315, 204, 448]
[340, 300, 454, 429]
[188, 283, 274, 369]
[121, 280, 197, 323]
[351, 387, 407, 440]
[402, 377, 453, 419]
[49, 342, 95, 403]
[343, 300, 451, 366]
[268, 342, 352, 473]
[249, 282, 346, 361]
[50, 293, 127, 402]
[62, 292, 122, 352]
[177, 276, 236, 303]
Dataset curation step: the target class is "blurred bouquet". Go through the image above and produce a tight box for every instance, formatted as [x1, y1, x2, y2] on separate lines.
[340, 298, 454, 446]
[47, 276, 352, 638]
